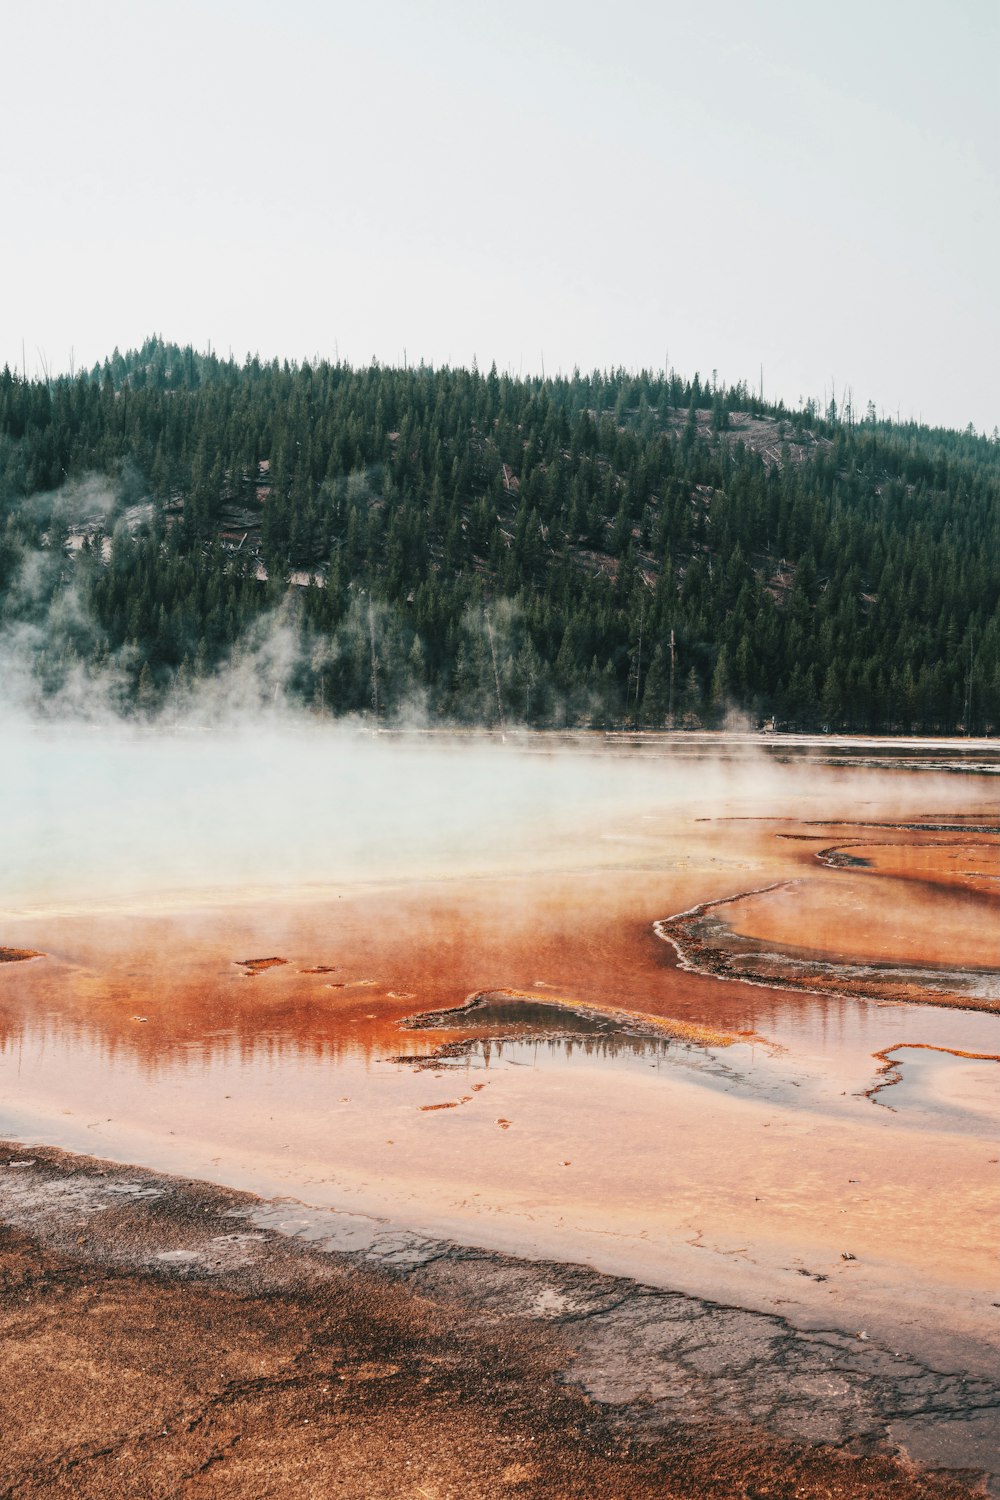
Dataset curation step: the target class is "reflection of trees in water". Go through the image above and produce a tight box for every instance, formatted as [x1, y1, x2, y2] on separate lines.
[2, 985, 661, 1076]
[404, 992, 687, 1065]
[0, 1007, 679, 1078]
[404, 991, 734, 1070]
[0, 1008, 411, 1077]
[3, 985, 680, 1075]
[474, 1032, 676, 1066]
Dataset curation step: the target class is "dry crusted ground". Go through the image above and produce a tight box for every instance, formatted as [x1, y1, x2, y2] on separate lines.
[0, 1147, 995, 1500]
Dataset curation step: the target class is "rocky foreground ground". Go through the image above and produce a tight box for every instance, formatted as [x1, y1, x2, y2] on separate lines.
[1, 1146, 997, 1499]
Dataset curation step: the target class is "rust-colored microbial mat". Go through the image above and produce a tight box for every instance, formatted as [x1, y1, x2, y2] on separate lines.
[1, 732, 998, 1495]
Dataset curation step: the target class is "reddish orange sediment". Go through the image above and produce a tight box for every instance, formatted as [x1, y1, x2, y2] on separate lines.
[0, 791, 998, 1409]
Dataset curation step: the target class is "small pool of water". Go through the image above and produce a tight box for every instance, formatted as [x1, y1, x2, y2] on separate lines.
[872, 1046, 1000, 1133]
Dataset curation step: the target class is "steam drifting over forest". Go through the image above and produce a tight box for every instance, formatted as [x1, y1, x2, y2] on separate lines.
[2, 336, 998, 731]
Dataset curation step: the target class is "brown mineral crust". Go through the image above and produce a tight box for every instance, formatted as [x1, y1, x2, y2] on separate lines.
[0, 1148, 986, 1500]
[235, 956, 289, 976]
[659, 874, 1000, 1015]
[0, 947, 43, 963]
[406, 986, 743, 1049]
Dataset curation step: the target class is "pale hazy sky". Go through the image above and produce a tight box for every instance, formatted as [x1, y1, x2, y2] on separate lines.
[5, 0, 998, 431]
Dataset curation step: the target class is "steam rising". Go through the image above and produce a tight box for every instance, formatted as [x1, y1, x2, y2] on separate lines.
[3, 476, 996, 919]
[0, 720, 738, 913]
[0, 471, 644, 730]
[0, 473, 758, 915]
[0, 473, 425, 725]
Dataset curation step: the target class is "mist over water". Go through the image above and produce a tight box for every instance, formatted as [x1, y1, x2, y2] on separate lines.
[3, 474, 999, 923]
[4, 473, 997, 922]
[0, 718, 747, 912]
[4, 707, 999, 917]
[1, 723, 543, 909]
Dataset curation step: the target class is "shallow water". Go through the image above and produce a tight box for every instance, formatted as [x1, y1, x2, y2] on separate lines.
[1, 731, 998, 1371]
[871, 1045, 1000, 1131]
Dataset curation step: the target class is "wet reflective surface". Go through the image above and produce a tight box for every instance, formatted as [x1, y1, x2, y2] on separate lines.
[870, 1045, 1000, 1131]
[1, 732, 998, 1376]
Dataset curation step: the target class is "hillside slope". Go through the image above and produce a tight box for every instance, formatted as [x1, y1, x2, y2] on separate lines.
[1, 338, 998, 731]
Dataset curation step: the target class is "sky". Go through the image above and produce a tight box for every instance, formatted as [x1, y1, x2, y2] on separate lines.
[4, 0, 998, 432]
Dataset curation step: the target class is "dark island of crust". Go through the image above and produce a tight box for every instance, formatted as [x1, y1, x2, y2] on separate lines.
[1, 1145, 995, 1499]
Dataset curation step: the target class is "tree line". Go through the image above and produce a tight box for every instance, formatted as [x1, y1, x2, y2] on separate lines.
[1, 335, 998, 731]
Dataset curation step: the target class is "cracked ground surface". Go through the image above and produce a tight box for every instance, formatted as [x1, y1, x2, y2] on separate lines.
[1, 1146, 997, 1499]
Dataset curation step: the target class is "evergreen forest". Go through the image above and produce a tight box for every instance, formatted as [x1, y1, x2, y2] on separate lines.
[2, 336, 998, 733]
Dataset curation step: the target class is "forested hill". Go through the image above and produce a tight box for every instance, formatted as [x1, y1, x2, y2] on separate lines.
[2, 336, 998, 732]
